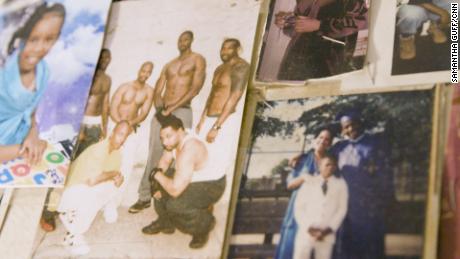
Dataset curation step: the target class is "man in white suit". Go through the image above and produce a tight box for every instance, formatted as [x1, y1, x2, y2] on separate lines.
[293, 153, 348, 259]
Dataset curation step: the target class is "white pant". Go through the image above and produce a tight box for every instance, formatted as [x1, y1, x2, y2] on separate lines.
[294, 232, 334, 259]
[58, 182, 118, 234]
[113, 131, 144, 205]
[82, 115, 102, 125]
[197, 114, 239, 173]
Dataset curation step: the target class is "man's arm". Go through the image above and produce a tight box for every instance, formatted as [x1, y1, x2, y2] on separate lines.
[198, 67, 218, 123]
[109, 84, 126, 123]
[195, 85, 214, 133]
[419, 3, 450, 27]
[87, 170, 121, 186]
[153, 66, 168, 109]
[195, 99, 209, 134]
[156, 150, 174, 173]
[214, 61, 249, 127]
[101, 77, 111, 138]
[164, 55, 206, 114]
[317, 0, 368, 38]
[129, 88, 154, 126]
[154, 142, 196, 198]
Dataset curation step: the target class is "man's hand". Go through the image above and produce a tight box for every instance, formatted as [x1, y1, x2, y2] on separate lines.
[85, 177, 97, 186]
[161, 106, 173, 116]
[308, 227, 322, 240]
[20, 133, 47, 165]
[153, 191, 162, 200]
[295, 16, 321, 33]
[161, 109, 171, 116]
[289, 154, 302, 168]
[275, 11, 293, 29]
[206, 128, 219, 143]
[113, 173, 124, 187]
[195, 118, 205, 134]
[316, 228, 333, 241]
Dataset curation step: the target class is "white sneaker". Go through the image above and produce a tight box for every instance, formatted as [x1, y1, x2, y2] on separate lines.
[66, 233, 90, 256]
[103, 204, 118, 223]
[59, 210, 77, 231]
[63, 232, 74, 246]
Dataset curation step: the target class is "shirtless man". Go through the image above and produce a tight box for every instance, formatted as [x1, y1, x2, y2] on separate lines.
[101, 62, 155, 211]
[40, 49, 112, 232]
[110, 61, 155, 129]
[74, 48, 112, 158]
[194, 39, 249, 171]
[141, 115, 225, 249]
[129, 31, 206, 213]
[196, 38, 249, 144]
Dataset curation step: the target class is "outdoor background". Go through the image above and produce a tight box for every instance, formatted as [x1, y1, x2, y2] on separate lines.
[230, 89, 435, 259]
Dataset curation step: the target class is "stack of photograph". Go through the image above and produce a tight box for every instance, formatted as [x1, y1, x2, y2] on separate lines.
[0, 0, 457, 259]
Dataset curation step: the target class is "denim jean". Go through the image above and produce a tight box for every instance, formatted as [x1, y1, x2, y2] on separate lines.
[397, 0, 452, 35]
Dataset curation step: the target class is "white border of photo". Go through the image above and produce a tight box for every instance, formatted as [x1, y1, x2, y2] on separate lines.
[369, 0, 450, 87]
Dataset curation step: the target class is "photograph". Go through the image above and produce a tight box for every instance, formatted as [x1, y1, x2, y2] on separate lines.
[32, 0, 261, 258]
[438, 85, 460, 259]
[0, 0, 112, 187]
[230, 87, 437, 259]
[392, 0, 453, 75]
[256, 0, 370, 83]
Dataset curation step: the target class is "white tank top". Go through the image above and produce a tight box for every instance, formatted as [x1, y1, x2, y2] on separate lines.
[173, 134, 225, 183]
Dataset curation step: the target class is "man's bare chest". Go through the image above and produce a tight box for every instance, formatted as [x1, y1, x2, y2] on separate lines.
[122, 88, 147, 105]
[212, 67, 232, 88]
[90, 77, 109, 95]
[167, 59, 196, 77]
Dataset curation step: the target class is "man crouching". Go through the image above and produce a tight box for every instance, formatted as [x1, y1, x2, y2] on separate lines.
[142, 114, 226, 249]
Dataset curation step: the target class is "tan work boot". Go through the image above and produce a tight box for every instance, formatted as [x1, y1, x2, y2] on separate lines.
[428, 22, 447, 44]
[399, 35, 416, 60]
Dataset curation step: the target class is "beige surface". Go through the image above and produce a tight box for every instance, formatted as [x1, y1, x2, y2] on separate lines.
[0, 189, 47, 259]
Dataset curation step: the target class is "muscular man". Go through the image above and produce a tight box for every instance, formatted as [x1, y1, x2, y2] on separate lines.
[141, 115, 225, 249]
[129, 31, 206, 213]
[107, 61, 155, 204]
[196, 38, 249, 145]
[74, 48, 112, 158]
[40, 48, 112, 232]
[110, 61, 155, 129]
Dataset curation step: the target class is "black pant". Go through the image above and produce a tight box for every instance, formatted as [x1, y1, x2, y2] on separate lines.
[154, 176, 226, 236]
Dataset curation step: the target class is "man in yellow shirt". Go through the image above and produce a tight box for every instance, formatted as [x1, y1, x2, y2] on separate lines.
[57, 121, 131, 256]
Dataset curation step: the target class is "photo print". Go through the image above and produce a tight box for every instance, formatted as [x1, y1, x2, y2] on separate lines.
[0, 0, 112, 187]
[392, 0, 454, 75]
[439, 85, 460, 259]
[33, 0, 261, 258]
[230, 87, 438, 259]
[256, 0, 370, 83]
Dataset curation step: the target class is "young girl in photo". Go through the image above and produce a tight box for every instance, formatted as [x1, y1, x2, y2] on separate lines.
[0, 3, 65, 164]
